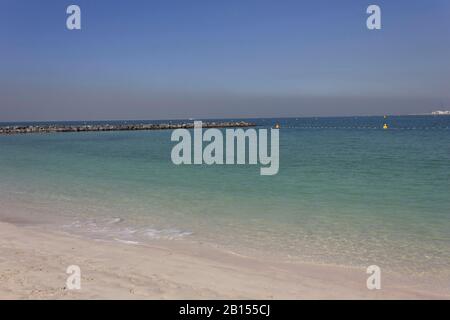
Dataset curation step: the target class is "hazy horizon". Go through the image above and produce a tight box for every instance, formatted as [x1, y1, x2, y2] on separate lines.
[1, 0, 450, 121]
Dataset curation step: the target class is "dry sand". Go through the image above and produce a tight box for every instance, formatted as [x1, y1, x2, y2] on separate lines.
[0, 221, 448, 299]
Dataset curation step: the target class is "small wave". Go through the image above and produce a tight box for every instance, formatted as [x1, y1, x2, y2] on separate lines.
[62, 218, 192, 242]
[144, 228, 193, 240]
[114, 238, 140, 245]
[107, 217, 124, 225]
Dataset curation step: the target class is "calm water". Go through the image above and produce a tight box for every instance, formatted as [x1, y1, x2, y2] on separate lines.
[1, 116, 449, 281]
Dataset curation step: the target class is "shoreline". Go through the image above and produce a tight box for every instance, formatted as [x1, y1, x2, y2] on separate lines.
[0, 220, 448, 299]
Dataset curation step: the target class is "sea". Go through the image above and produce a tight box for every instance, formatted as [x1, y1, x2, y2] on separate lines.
[1, 115, 449, 286]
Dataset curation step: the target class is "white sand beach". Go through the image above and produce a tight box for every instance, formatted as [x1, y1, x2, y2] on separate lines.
[0, 221, 448, 299]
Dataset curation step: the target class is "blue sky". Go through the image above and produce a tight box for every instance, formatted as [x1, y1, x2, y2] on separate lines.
[1, 0, 449, 121]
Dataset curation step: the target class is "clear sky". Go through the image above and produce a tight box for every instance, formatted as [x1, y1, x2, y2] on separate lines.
[1, 0, 449, 121]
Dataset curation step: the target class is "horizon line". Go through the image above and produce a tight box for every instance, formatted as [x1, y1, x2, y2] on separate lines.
[0, 113, 446, 124]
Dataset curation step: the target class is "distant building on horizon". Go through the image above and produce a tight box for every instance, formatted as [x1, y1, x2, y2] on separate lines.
[431, 110, 450, 115]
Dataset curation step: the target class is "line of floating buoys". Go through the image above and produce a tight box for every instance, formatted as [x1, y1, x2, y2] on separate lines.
[288, 125, 449, 130]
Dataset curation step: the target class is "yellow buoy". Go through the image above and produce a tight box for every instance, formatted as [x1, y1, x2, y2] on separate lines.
[383, 123, 388, 130]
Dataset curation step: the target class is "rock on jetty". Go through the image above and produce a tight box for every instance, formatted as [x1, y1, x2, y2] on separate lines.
[0, 121, 256, 135]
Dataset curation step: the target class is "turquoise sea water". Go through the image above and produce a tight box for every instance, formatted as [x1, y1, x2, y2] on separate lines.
[1, 116, 449, 281]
